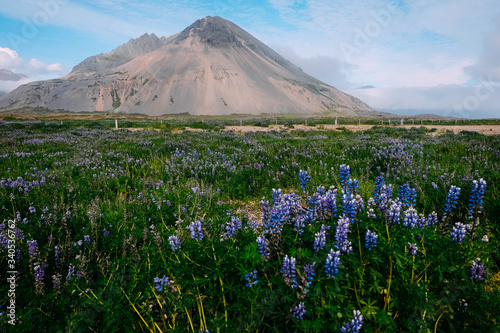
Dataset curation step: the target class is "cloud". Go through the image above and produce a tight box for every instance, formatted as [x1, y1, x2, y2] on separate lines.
[272, 46, 357, 89]
[348, 83, 500, 118]
[464, 16, 500, 82]
[0, 46, 65, 94]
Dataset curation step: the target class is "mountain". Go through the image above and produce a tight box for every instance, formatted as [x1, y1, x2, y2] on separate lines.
[0, 69, 28, 81]
[0, 16, 371, 115]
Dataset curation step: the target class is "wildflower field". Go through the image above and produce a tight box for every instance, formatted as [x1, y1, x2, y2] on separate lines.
[0, 119, 499, 332]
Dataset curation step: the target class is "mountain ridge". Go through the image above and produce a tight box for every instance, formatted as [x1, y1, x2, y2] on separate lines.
[0, 16, 372, 115]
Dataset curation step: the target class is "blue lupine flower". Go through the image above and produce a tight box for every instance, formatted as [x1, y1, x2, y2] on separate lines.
[272, 188, 283, 206]
[339, 164, 350, 190]
[256, 236, 270, 260]
[302, 262, 316, 294]
[168, 235, 181, 250]
[470, 258, 485, 280]
[398, 183, 417, 208]
[450, 222, 468, 242]
[426, 211, 438, 227]
[373, 176, 385, 204]
[103, 229, 110, 236]
[154, 276, 171, 292]
[408, 242, 418, 256]
[244, 269, 258, 287]
[84, 235, 91, 244]
[468, 179, 487, 219]
[325, 249, 341, 278]
[403, 207, 419, 228]
[313, 225, 330, 251]
[443, 185, 461, 221]
[292, 215, 306, 234]
[346, 178, 359, 195]
[292, 302, 306, 321]
[365, 230, 378, 250]
[224, 216, 242, 238]
[340, 310, 364, 333]
[187, 220, 204, 241]
[335, 216, 352, 253]
[342, 191, 357, 220]
[281, 255, 298, 288]
[29, 206, 36, 214]
[299, 170, 310, 190]
[387, 200, 402, 224]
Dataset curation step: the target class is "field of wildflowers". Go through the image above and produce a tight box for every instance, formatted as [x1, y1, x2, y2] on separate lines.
[0, 119, 499, 332]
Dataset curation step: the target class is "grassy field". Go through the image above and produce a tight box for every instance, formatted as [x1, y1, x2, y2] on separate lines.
[0, 119, 499, 332]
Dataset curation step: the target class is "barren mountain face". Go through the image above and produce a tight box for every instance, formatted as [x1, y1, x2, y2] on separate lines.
[0, 16, 372, 115]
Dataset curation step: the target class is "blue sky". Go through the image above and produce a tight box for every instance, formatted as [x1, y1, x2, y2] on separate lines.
[0, 0, 499, 118]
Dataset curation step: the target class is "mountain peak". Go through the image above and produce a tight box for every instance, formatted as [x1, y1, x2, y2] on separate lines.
[174, 16, 243, 47]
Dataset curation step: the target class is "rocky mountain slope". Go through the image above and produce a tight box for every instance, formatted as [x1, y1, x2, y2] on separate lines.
[0, 16, 372, 115]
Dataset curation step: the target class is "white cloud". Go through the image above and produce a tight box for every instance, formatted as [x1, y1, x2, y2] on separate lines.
[348, 83, 500, 118]
[0, 46, 65, 94]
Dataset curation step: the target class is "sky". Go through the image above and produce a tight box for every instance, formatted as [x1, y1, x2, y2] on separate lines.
[0, 0, 499, 118]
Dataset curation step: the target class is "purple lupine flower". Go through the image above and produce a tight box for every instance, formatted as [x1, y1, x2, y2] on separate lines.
[103, 229, 110, 236]
[29, 206, 36, 214]
[28, 239, 38, 257]
[450, 222, 468, 243]
[154, 276, 172, 292]
[244, 269, 258, 287]
[281, 255, 298, 288]
[52, 274, 62, 289]
[256, 236, 270, 260]
[365, 230, 378, 250]
[403, 207, 419, 228]
[292, 302, 306, 321]
[54, 245, 61, 267]
[313, 225, 330, 251]
[168, 235, 181, 250]
[299, 170, 310, 190]
[66, 264, 75, 281]
[292, 215, 306, 234]
[84, 235, 91, 244]
[325, 249, 341, 278]
[443, 185, 461, 221]
[187, 220, 204, 241]
[470, 258, 485, 280]
[335, 216, 352, 253]
[248, 219, 260, 231]
[408, 242, 418, 256]
[340, 310, 364, 333]
[468, 179, 487, 219]
[65, 210, 71, 219]
[34, 264, 45, 282]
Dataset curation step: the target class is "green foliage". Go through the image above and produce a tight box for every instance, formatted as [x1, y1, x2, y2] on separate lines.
[0, 122, 499, 332]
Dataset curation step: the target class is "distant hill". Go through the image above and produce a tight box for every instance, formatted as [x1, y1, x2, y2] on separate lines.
[0, 69, 27, 81]
[0, 16, 372, 116]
